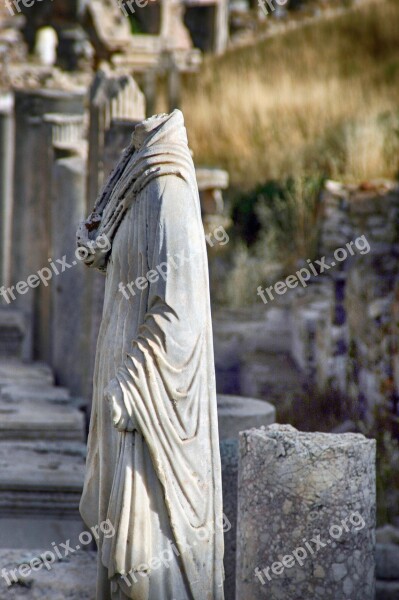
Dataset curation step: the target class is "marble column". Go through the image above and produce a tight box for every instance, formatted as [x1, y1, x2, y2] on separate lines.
[214, 0, 229, 55]
[51, 150, 89, 397]
[218, 395, 276, 599]
[236, 424, 376, 600]
[87, 70, 145, 208]
[11, 88, 85, 360]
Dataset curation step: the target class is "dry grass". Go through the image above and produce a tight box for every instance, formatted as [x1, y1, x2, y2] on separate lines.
[182, 0, 399, 188]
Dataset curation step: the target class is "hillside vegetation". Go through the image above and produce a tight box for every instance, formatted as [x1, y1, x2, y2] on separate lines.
[182, 0, 399, 189]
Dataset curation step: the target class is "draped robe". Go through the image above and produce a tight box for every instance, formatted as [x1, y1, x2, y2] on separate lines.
[78, 111, 224, 600]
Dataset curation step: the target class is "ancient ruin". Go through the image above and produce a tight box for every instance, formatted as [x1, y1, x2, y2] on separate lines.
[0, 1, 396, 598]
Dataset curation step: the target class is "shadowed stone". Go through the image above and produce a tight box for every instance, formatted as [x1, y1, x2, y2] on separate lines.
[0, 309, 25, 360]
[376, 543, 399, 580]
[217, 395, 275, 599]
[220, 439, 239, 600]
[376, 581, 399, 600]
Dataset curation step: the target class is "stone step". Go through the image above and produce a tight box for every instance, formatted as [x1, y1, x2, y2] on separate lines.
[0, 441, 85, 501]
[0, 441, 86, 549]
[0, 383, 71, 405]
[0, 548, 96, 598]
[0, 361, 54, 387]
[0, 399, 85, 442]
[0, 355, 87, 551]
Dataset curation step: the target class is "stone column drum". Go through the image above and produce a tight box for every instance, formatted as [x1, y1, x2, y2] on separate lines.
[11, 88, 85, 359]
[236, 424, 376, 600]
[51, 153, 89, 397]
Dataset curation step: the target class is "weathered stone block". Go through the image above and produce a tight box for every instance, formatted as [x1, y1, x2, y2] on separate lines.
[0, 548, 96, 598]
[236, 424, 376, 600]
[0, 384, 70, 404]
[0, 361, 54, 387]
[0, 399, 85, 442]
[0, 441, 85, 549]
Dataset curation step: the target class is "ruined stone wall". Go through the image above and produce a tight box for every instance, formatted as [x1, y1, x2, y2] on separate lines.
[291, 181, 399, 422]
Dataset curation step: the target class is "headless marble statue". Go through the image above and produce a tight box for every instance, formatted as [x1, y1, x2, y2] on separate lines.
[77, 110, 225, 600]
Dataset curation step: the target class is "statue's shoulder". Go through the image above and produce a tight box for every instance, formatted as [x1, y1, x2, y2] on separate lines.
[140, 174, 197, 229]
[143, 173, 193, 203]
